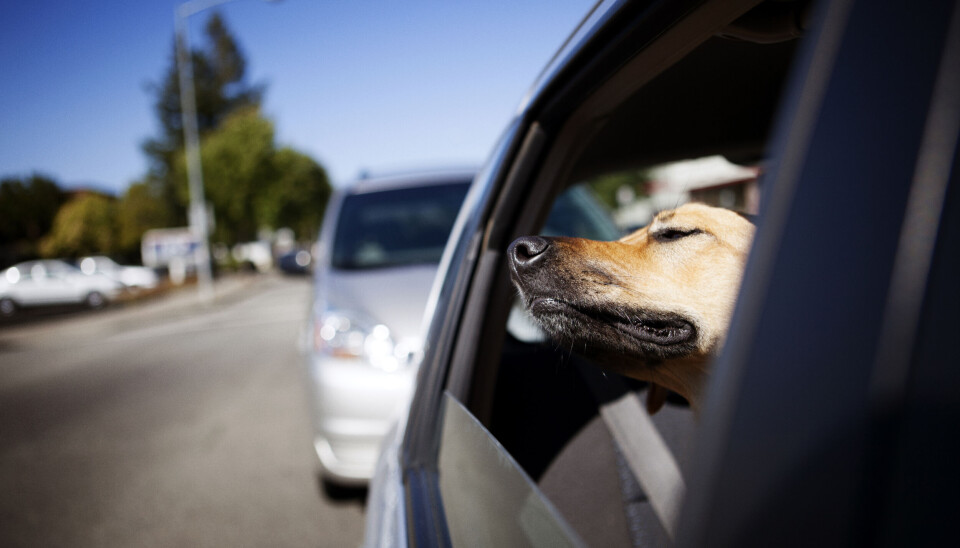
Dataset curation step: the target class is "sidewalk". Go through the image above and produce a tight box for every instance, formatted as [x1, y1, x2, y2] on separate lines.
[123, 272, 263, 313]
[0, 273, 268, 342]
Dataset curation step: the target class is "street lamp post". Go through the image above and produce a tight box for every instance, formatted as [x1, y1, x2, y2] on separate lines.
[174, 0, 279, 305]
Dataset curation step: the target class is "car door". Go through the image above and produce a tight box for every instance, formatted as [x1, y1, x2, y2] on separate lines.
[399, 0, 799, 545]
[42, 262, 88, 304]
[15, 262, 76, 305]
[395, 0, 960, 546]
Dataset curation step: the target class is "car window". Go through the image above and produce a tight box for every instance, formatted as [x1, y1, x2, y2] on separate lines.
[400, 1, 959, 545]
[438, 181, 667, 546]
[331, 183, 471, 270]
[438, 393, 585, 548]
[423, 3, 803, 544]
[439, 154, 761, 546]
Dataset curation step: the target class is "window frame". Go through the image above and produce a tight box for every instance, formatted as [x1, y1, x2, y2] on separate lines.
[398, 0, 786, 545]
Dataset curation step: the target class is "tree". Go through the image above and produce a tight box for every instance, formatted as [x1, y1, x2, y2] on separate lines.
[173, 106, 272, 244]
[142, 11, 263, 220]
[139, 11, 331, 249]
[172, 107, 332, 245]
[0, 175, 65, 243]
[116, 181, 178, 261]
[259, 147, 333, 240]
[587, 169, 651, 209]
[0, 175, 66, 264]
[40, 193, 119, 258]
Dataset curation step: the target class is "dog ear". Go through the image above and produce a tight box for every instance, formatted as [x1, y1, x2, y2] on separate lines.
[646, 383, 669, 414]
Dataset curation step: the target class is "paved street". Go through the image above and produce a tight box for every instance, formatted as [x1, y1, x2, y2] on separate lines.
[0, 275, 365, 547]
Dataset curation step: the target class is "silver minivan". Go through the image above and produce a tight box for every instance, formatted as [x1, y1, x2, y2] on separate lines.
[303, 171, 472, 490]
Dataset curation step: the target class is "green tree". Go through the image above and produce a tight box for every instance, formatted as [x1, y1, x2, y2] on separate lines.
[0, 175, 66, 264]
[116, 181, 178, 261]
[173, 107, 332, 245]
[142, 11, 263, 220]
[40, 193, 119, 258]
[259, 147, 332, 240]
[587, 170, 651, 209]
[0, 175, 65, 243]
[173, 106, 272, 244]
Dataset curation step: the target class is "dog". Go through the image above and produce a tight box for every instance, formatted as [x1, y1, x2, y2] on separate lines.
[507, 202, 754, 414]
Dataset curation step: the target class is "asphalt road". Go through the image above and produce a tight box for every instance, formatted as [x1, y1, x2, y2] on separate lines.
[0, 275, 366, 547]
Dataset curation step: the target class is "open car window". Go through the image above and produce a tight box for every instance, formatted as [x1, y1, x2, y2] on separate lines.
[432, 4, 791, 542]
[438, 158, 757, 545]
[404, 1, 960, 547]
[437, 183, 624, 546]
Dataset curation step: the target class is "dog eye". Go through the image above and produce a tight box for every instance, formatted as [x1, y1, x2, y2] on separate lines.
[652, 228, 702, 242]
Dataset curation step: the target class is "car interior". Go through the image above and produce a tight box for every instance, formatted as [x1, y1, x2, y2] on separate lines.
[437, 0, 812, 546]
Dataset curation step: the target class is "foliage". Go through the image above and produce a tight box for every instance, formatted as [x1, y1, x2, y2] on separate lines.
[173, 107, 332, 245]
[176, 106, 274, 243]
[0, 11, 332, 267]
[142, 11, 263, 220]
[587, 169, 651, 209]
[40, 193, 119, 259]
[141, 11, 331, 247]
[259, 147, 333, 240]
[116, 181, 178, 260]
[0, 175, 66, 264]
[0, 175, 65, 243]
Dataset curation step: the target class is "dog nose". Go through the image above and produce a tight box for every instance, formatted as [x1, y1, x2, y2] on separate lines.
[509, 236, 551, 269]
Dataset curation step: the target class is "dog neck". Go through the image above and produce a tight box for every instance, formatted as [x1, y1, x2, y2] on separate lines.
[593, 352, 709, 414]
[641, 355, 708, 414]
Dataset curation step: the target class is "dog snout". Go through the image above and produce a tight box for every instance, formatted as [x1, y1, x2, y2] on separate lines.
[509, 236, 551, 271]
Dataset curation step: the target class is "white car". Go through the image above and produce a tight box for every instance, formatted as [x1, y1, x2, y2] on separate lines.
[0, 259, 123, 316]
[79, 256, 160, 289]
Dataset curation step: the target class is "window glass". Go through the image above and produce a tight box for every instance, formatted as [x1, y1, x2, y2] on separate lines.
[331, 182, 471, 270]
[438, 393, 585, 548]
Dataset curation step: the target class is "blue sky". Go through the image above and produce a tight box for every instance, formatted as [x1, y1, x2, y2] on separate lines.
[0, 1, 594, 194]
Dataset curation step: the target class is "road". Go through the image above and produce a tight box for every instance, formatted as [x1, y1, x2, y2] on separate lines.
[0, 275, 366, 547]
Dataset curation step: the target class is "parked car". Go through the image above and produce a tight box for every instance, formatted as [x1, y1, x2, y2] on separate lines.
[0, 259, 123, 317]
[303, 171, 474, 489]
[362, 0, 960, 547]
[277, 248, 313, 275]
[79, 255, 159, 290]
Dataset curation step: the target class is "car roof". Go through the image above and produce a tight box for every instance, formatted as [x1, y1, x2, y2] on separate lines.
[342, 169, 476, 196]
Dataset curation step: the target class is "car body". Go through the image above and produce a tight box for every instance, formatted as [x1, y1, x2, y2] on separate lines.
[303, 171, 473, 487]
[79, 255, 160, 290]
[277, 249, 312, 275]
[362, 0, 960, 546]
[0, 259, 123, 316]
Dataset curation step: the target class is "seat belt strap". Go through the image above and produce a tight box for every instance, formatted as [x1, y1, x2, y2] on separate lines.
[600, 392, 686, 540]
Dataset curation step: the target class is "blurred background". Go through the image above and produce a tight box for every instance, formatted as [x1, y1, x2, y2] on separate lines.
[0, 1, 594, 546]
[1, 0, 593, 271]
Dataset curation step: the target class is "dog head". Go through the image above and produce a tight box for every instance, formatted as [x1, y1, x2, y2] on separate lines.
[507, 203, 754, 412]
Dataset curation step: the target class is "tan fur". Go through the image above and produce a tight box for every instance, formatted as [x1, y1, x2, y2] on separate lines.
[508, 203, 754, 413]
